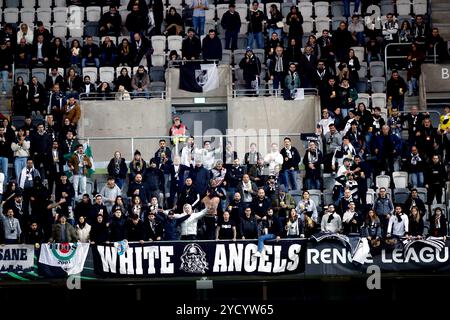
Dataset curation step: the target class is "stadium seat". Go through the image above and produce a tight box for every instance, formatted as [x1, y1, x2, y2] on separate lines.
[355, 80, 368, 93]
[4, 8, 19, 25]
[237, 34, 247, 49]
[83, 67, 98, 83]
[413, 0, 427, 15]
[369, 61, 385, 77]
[36, 8, 52, 25]
[376, 175, 391, 189]
[233, 49, 246, 66]
[302, 18, 314, 34]
[315, 17, 330, 34]
[371, 93, 387, 109]
[366, 188, 376, 205]
[370, 77, 386, 93]
[323, 189, 333, 206]
[20, 8, 36, 24]
[331, 2, 344, 17]
[167, 35, 182, 52]
[253, 49, 265, 64]
[151, 53, 166, 67]
[221, 49, 232, 65]
[396, 0, 411, 16]
[52, 23, 68, 38]
[281, 3, 292, 17]
[351, 46, 365, 63]
[356, 93, 370, 108]
[99, 67, 115, 84]
[150, 81, 166, 92]
[298, 2, 313, 18]
[380, 0, 395, 15]
[84, 22, 99, 37]
[308, 189, 322, 210]
[32, 68, 47, 84]
[5, 0, 20, 8]
[150, 66, 165, 82]
[22, 0, 36, 8]
[217, 4, 228, 21]
[15, 68, 30, 84]
[204, 5, 216, 21]
[86, 6, 102, 22]
[151, 35, 167, 54]
[53, 7, 68, 24]
[394, 188, 410, 204]
[392, 171, 408, 188]
[234, 4, 248, 22]
[416, 187, 428, 204]
[314, 2, 329, 18]
[358, 61, 368, 79]
[289, 190, 302, 204]
[68, 6, 85, 26]
[37, 0, 52, 8]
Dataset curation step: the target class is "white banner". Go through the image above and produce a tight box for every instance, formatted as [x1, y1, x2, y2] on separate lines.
[0, 245, 34, 273]
[199, 64, 219, 92]
[39, 243, 90, 275]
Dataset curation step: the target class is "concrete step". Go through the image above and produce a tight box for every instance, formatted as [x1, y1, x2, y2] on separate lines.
[431, 10, 450, 22]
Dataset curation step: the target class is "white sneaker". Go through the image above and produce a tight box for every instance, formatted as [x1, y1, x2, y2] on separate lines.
[252, 251, 261, 258]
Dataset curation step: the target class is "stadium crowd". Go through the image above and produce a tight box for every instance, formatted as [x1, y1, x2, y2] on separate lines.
[0, 0, 448, 255]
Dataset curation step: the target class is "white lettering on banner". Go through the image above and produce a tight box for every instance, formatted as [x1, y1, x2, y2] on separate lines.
[258, 246, 273, 273]
[419, 247, 435, 263]
[98, 246, 117, 273]
[308, 249, 320, 264]
[213, 244, 227, 272]
[143, 246, 159, 274]
[272, 246, 287, 273]
[119, 248, 135, 274]
[160, 246, 174, 274]
[244, 244, 258, 272]
[228, 243, 244, 272]
[321, 249, 331, 263]
[134, 247, 143, 275]
[442, 68, 449, 80]
[286, 244, 301, 271]
[392, 249, 403, 263]
[366, 265, 381, 290]
[381, 249, 392, 263]
[436, 248, 448, 263]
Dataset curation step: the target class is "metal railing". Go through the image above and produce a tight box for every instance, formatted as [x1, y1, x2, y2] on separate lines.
[231, 87, 318, 98]
[384, 42, 414, 76]
[79, 91, 166, 101]
[167, 59, 220, 68]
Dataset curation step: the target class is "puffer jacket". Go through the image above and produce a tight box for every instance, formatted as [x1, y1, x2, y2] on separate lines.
[11, 139, 30, 157]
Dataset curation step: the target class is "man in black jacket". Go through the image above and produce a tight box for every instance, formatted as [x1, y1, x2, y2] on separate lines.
[81, 36, 100, 68]
[201, 29, 222, 61]
[221, 3, 241, 50]
[128, 173, 151, 204]
[426, 154, 447, 205]
[30, 123, 52, 179]
[182, 28, 201, 60]
[280, 137, 301, 191]
[143, 158, 164, 201]
[99, 5, 122, 37]
[238, 47, 261, 96]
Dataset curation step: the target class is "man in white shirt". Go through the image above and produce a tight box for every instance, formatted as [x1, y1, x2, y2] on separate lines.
[387, 205, 409, 238]
[264, 142, 283, 176]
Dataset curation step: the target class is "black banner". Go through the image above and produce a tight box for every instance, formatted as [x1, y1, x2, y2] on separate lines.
[306, 236, 450, 275]
[92, 240, 307, 277]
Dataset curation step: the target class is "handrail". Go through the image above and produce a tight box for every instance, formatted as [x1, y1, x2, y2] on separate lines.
[167, 59, 220, 68]
[78, 91, 166, 101]
[231, 87, 319, 98]
[384, 42, 413, 76]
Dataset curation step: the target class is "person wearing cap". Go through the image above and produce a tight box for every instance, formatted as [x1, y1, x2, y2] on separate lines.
[238, 47, 262, 96]
[169, 115, 188, 145]
[129, 150, 147, 182]
[68, 144, 92, 200]
[182, 28, 201, 60]
[220, 3, 241, 50]
[272, 184, 296, 219]
[156, 209, 190, 241]
[49, 214, 78, 243]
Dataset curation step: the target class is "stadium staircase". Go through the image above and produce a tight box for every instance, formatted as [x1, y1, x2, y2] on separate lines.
[431, 0, 450, 40]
